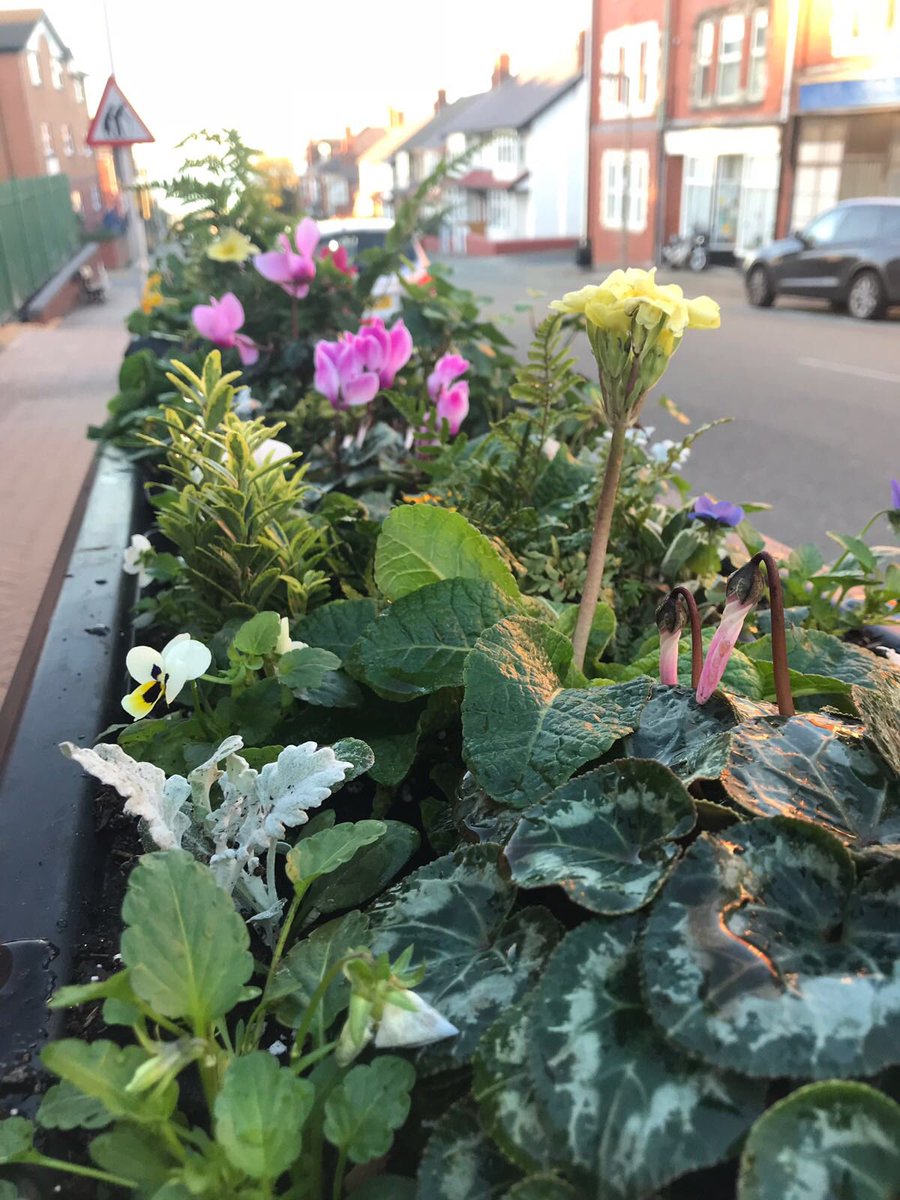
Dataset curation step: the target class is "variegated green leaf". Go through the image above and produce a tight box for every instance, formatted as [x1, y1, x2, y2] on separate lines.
[369, 846, 559, 1065]
[504, 760, 695, 914]
[462, 617, 652, 807]
[624, 685, 736, 785]
[502, 1179, 581, 1200]
[529, 921, 764, 1200]
[738, 1082, 900, 1200]
[643, 818, 900, 1079]
[722, 715, 900, 856]
[416, 1102, 518, 1200]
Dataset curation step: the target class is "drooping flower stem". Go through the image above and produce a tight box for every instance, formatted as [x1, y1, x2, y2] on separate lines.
[751, 550, 795, 717]
[671, 586, 703, 687]
[572, 418, 628, 671]
[290, 294, 299, 341]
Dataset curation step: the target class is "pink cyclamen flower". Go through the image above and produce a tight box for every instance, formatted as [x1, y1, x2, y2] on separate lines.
[314, 338, 380, 410]
[191, 292, 259, 366]
[427, 353, 470, 436]
[253, 218, 320, 298]
[655, 593, 685, 686]
[320, 243, 356, 277]
[696, 561, 765, 704]
[360, 317, 414, 388]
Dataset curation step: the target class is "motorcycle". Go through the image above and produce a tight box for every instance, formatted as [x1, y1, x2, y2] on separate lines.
[661, 231, 709, 272]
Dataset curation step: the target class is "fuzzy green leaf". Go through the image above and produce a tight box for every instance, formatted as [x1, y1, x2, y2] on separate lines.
[41, 1041, 175, 1123]
[324, 1055, 415, 1164]
[37, 1081, 112, 1130]
[462, 617, 652, 807]
[277, 646, 342, 691]
[297, 598, 379, 659]
[0, 1117, 33, 1163]
[303, 821, 420, 920]
[286, 821, 386, 889]
[231, 611, 281, 658]
[214, 1052, 314, 1180]
[375, 505, 519, 601]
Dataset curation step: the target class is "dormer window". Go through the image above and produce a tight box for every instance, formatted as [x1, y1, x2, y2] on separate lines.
[50, 56, 64, 89]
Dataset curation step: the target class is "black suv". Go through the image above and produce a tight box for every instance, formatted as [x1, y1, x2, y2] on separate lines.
[745, 197, 900, 319]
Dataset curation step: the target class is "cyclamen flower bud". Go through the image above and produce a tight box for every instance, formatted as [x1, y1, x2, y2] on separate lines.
[655, 593, 686, 686]
[696, 561, 765, 705]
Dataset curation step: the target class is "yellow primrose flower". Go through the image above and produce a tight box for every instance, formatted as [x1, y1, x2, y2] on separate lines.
[207, 228, 260, 264]
[685, 295, 721, 328]
[140, 272, 165, 315]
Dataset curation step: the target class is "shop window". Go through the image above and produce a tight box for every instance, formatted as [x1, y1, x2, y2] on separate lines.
[717, 14, 745, 102]
[747, 8, 768, 100]
[601, 149, 649, 232]
[50, 56, 64, 89]
[62, 125, 76, 156]
[830, 0, 894, 58]
[27, 50, 42, 86]
[695, 20, 715, 101]
[793, 119, 846, 229]
[682, 156, 715, 235]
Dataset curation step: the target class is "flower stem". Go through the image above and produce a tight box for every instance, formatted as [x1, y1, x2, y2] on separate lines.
[752, 551, 795, 717]
[332, 1148, 349, 1200]
[572, 419, 629, 671]
[671, 586, 703, 688]
[27, 1154, 137, 1190]
[291, 295, 299, 341]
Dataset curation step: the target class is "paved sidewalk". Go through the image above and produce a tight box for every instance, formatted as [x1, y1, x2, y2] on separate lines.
[0, 267, 140, 730]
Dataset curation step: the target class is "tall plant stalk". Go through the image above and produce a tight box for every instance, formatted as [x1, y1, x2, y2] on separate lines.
[753, 550, 796, 717]
[671, 585, 703, 687]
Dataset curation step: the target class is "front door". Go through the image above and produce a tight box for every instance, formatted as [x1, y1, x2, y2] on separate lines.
[712, 155, 742, 248]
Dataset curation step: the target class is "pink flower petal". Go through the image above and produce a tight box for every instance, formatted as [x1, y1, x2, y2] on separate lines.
[696, 598, 754, 704]
[427, 353, 469, 400]
[436, 381, 469, 435]
[191, 302, 219, 342]
[216, 291, 245, 333]
[254, 251, 294, 285]
[295, 217, 320, 258]
[235, 333, 259, 366]
[314, 340, 342, 406]
[383, 320, 413, 387]
[659, 629, 681, 686]
[342, 372, 380, 407]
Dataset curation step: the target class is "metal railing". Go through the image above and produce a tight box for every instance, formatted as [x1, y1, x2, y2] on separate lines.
[0, 175, 79, 321]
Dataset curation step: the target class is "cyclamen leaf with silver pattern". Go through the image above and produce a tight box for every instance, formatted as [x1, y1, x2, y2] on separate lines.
[462, 617, 652, 807]
[472, 1003, 564, 1175]
[369, 846, 560, 1065]
[722, 715, 900, 856]
[738, 1082, 900, 1200]
[502, 1179, 581, 1200]
[415, 1102, 518, 1200]
[505, 759, 695, 915]
[642, 818, 900, 1079]
[529, 920, 765, 1200]
[623, 686, 737, 785]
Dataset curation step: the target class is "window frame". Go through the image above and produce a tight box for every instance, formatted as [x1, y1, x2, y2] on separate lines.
[717, 12, 746, 102]
[695, 19, 715, 102]
[601, 148, 649, 232]
[62, 124, 76, 156]
[50, 56, 64, 90]
[747, 7, 768, 100]
[40, 122, 54, 157]
[27, 49, 42, 86]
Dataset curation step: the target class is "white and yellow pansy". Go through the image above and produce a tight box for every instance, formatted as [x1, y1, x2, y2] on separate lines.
[122, 633, 212, 720]
[122, 533, 154, 589]
[275, 616, 307, 656]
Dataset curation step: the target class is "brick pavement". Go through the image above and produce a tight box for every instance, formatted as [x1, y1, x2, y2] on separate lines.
[0, 267, 139, 735]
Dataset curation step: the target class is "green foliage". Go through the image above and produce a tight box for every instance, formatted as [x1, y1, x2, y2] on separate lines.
[323, 1056, 416, 1164]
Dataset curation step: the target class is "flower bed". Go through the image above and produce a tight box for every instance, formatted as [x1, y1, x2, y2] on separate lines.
[2, 132, 900, 1200]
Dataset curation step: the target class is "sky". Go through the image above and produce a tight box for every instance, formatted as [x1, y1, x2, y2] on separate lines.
[22, 0, 589, 181]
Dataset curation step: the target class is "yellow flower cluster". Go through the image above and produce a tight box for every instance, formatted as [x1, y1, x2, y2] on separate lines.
[550, 267, 720, 350]
[140, 272, 166, 315]
[207, 228, 260, 263]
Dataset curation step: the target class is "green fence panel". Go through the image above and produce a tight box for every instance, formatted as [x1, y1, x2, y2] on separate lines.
[0, 174, 79, 321]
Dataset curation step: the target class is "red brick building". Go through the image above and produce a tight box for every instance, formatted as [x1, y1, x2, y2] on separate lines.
[587, 0, 900, 266]
[0, 9, 104, 227]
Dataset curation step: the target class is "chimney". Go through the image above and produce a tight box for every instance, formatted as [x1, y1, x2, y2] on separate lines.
[491, 53, 511, 88]
[344, 126, 353, 152]
[388, 107, 404, 128]
[434, 88, 447, 114]
[576, 30, 586, 75]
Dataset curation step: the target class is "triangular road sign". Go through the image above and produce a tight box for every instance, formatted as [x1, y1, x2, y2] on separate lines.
[87, 76, 154, 147]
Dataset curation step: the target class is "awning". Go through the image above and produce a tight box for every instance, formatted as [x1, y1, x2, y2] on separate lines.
[664, 125, 781, 159]
[456, 169, 530, 191]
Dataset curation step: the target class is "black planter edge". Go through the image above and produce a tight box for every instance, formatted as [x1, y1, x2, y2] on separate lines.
[0, 446, 140, 1112]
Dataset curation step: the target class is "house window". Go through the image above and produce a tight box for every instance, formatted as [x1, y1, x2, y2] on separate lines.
[831, 0, 894, 57]
[695, 20, 715, 102]
[717, 13, 745, 101]
[90, 184, 102, 212]
[40, 122, 54, 157]
[71, 189, 83, 215]
[27, 50, 42, 85]
[682, 156, 715, 236]
[488, 189, 512, 230]
[495, 132, 518, 165]
[601, 149, 649, 231]
[73, 75, 85, 104]
[50, 56, 64, 89]
[62, 124, 75, 156]
[748, 8, 768, 100]
[600, 23, 659, 118]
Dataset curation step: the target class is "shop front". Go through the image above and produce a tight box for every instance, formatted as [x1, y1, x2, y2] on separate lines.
[664, 124, 781, 258]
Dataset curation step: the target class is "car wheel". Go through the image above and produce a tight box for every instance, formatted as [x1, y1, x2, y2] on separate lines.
[847, 269, 886, 320]
[689, 245, 709, 271]
[746, 264, 774, 307]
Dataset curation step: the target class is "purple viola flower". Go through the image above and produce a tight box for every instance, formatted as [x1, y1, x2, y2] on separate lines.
[314, 337, 380, 410]
[696, 560, 764, 705]
[690, 495, 745, 527]
[191, 292, 259, 366]
[427, 353, 470, 436]
[891, 479, 900, 511]
[360, 317, 414, 389]
[253, 218, 320, 298]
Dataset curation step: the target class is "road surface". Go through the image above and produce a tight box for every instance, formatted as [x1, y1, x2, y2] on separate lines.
[442, 253, 900, 552]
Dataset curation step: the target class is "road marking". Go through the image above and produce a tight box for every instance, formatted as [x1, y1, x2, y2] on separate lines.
[798, 357, 900, 384]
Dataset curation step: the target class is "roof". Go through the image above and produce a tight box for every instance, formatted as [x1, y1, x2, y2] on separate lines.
[0, 8, 69, 56]
[358, 118, 429, 166]
[396, 93, 483, 154]
[448, 71, 582, 134]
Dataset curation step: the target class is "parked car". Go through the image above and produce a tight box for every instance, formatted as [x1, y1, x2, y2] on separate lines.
[317, 217, 430, 316]
[744, 198, 900, 319]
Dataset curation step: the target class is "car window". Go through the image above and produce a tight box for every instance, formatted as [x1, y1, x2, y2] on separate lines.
[878, 206, 900, 239]
[321, 230, 411, 264]
[804, 208, 847, 246]
[834, 205, 880, 242]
